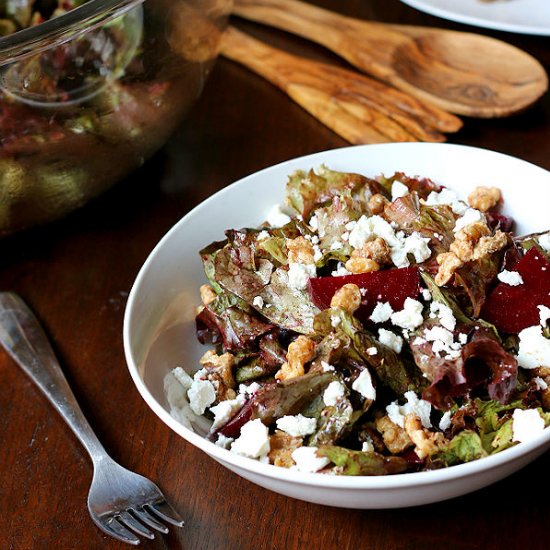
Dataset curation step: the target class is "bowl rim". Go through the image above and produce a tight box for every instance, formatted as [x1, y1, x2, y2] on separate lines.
[0, 0, 144, 66]
[123, 142, 550, 490]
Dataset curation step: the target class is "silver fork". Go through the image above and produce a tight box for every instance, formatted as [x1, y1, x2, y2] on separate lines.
[0, 292, 184, 545]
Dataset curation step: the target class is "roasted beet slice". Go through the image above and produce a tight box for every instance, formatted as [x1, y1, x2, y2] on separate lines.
[307, 267, 421, 323]
[481, 247, 550, 334]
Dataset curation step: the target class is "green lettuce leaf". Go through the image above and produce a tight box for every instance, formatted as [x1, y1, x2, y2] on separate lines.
[317, 445, 408, 475]
[434, 430, 487, 466]
[314, 308, 426, 395]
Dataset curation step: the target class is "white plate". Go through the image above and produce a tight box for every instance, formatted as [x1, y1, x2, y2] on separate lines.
[401, 0, 550, 35]
[124, 143, 550, 509]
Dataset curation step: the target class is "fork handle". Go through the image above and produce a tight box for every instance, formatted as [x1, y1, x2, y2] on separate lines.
[0, 292, 109, 464]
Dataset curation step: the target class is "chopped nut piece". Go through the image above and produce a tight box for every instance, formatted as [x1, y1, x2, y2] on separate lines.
[330, 283, 362, 313]
[436, 221, 509, 286]
[200, 350, 236, 400]
[200, 284, 217, 306]
[345, 257, 380, 275]
[534, 367, 550, 409]
[275, 335, 316, 381]
[450, 222, 491, 262]
[472, 230, 509, 260]
[467, 186, 501, 212]
[268, 430, 303, 468]
[435, 252, 463, 286]
[404, 414, 447, 459]
[287, 236, 315, 265]
[375, 415, 413, 454]
[368, 193, 389, 215]
[351, 237, 392, 265]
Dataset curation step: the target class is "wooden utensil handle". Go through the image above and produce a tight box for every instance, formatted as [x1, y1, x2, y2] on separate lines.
[221, 27, 458, 143]
[233, 0, 403, 78]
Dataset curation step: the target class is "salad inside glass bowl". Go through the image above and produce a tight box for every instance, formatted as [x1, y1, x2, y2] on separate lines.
[165, 165, 550, 476]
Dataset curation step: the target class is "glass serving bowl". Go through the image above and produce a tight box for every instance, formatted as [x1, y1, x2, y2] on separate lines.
[0, 0, 232, 235]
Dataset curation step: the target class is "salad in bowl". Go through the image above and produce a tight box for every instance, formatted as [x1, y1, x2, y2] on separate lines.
[164, 162, 550, 476]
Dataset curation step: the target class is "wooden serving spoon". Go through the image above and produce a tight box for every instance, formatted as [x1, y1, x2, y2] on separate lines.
[222, 27, 462, 144]
[233, 0, 548, 117]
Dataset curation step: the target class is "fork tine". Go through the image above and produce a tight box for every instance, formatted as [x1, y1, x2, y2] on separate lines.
[146, 501, 185, 527]
[119, 511, 155, 540]
[133, 507, 169, 534]
[98, 516, 140, 546]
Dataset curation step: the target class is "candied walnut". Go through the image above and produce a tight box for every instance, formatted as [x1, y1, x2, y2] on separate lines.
[375, 415, 413, 454]
[368, 193, 389, 215]
[450, 222, 491, 262]
[472, 230, 509, 260]
[435, 252, 463, 286]
[468, 186, 501, 212]
[404, 414, 447, 460]
[200, 350, 236, 400]
[345, 257, 380, 275]
[286, 236, 315, 265]
[268, 430, 303, 468]
[330, 283, 362, 313]
[534, 367, 550, 410]
[275, 335, 316, 381]
[200, 284, 217, 306]
[351, 237, 392, 265]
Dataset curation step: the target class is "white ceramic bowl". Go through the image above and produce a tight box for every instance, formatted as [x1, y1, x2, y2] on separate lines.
[123, 143, 550, 509]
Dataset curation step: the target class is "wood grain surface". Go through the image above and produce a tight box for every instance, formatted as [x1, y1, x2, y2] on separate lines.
[1, 1, 549, 549]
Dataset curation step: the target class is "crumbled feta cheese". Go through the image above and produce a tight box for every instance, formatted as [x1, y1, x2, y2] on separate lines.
[193, 368, 208, 381]
[291, 446, 330, 472]
[512, 409, 546, 443]
[215, 434, 234, 449]
[538, 233, 550, 252]
[330, 314, 342, 328]
[533, 377, 548, 391]
[331, 262, 351, 277]
[323, 381, 346, 406]
[458, 333, 468, 345]
[172, 366, 193, 390]
[425, 188, 468, 215]
[438, 411, 452, 432]
[378, 328, 403, 353]
[239, 382, 261, 397]
[391, 298, 424, 330]
[288, 262, 316, 290]
[266, 204, 291, 227]
[497, 270, 524, 286]
[422, 288, 432, 301]
[330, 240, 343, 251]
[309, 213, 319, 232]
[253, 296, 264, 308]
[386, 391, 432, 429]
[352, 369, 376, 401]
[517, 325, 550, 369]
[361, 437, 374, 453]
[403, 232, 432, 263]
[209, 395, 246, 431]
[231, 419, 270, 459]
[348, 215, 401, 250]
[412, 336, 426, 346]
[429, 301, 457, 332]
[341, 232, 349, 241]
[370, 301, 394, 323]
[366, 347, 378, 356]
[423, 325, 461, 359]
[276, 414, 317, 437]
[321, 361, 335, 372]
[257, 230, 270, 241]
[538, 305, 550, 326]
[187, 379, 216, 415]
[391, 180, 409, 201]
[313, 245, 323, 262]
[454, 208, 484, 233]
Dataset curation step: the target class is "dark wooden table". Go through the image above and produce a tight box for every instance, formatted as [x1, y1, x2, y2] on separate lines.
[1, 1, 549, 549]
